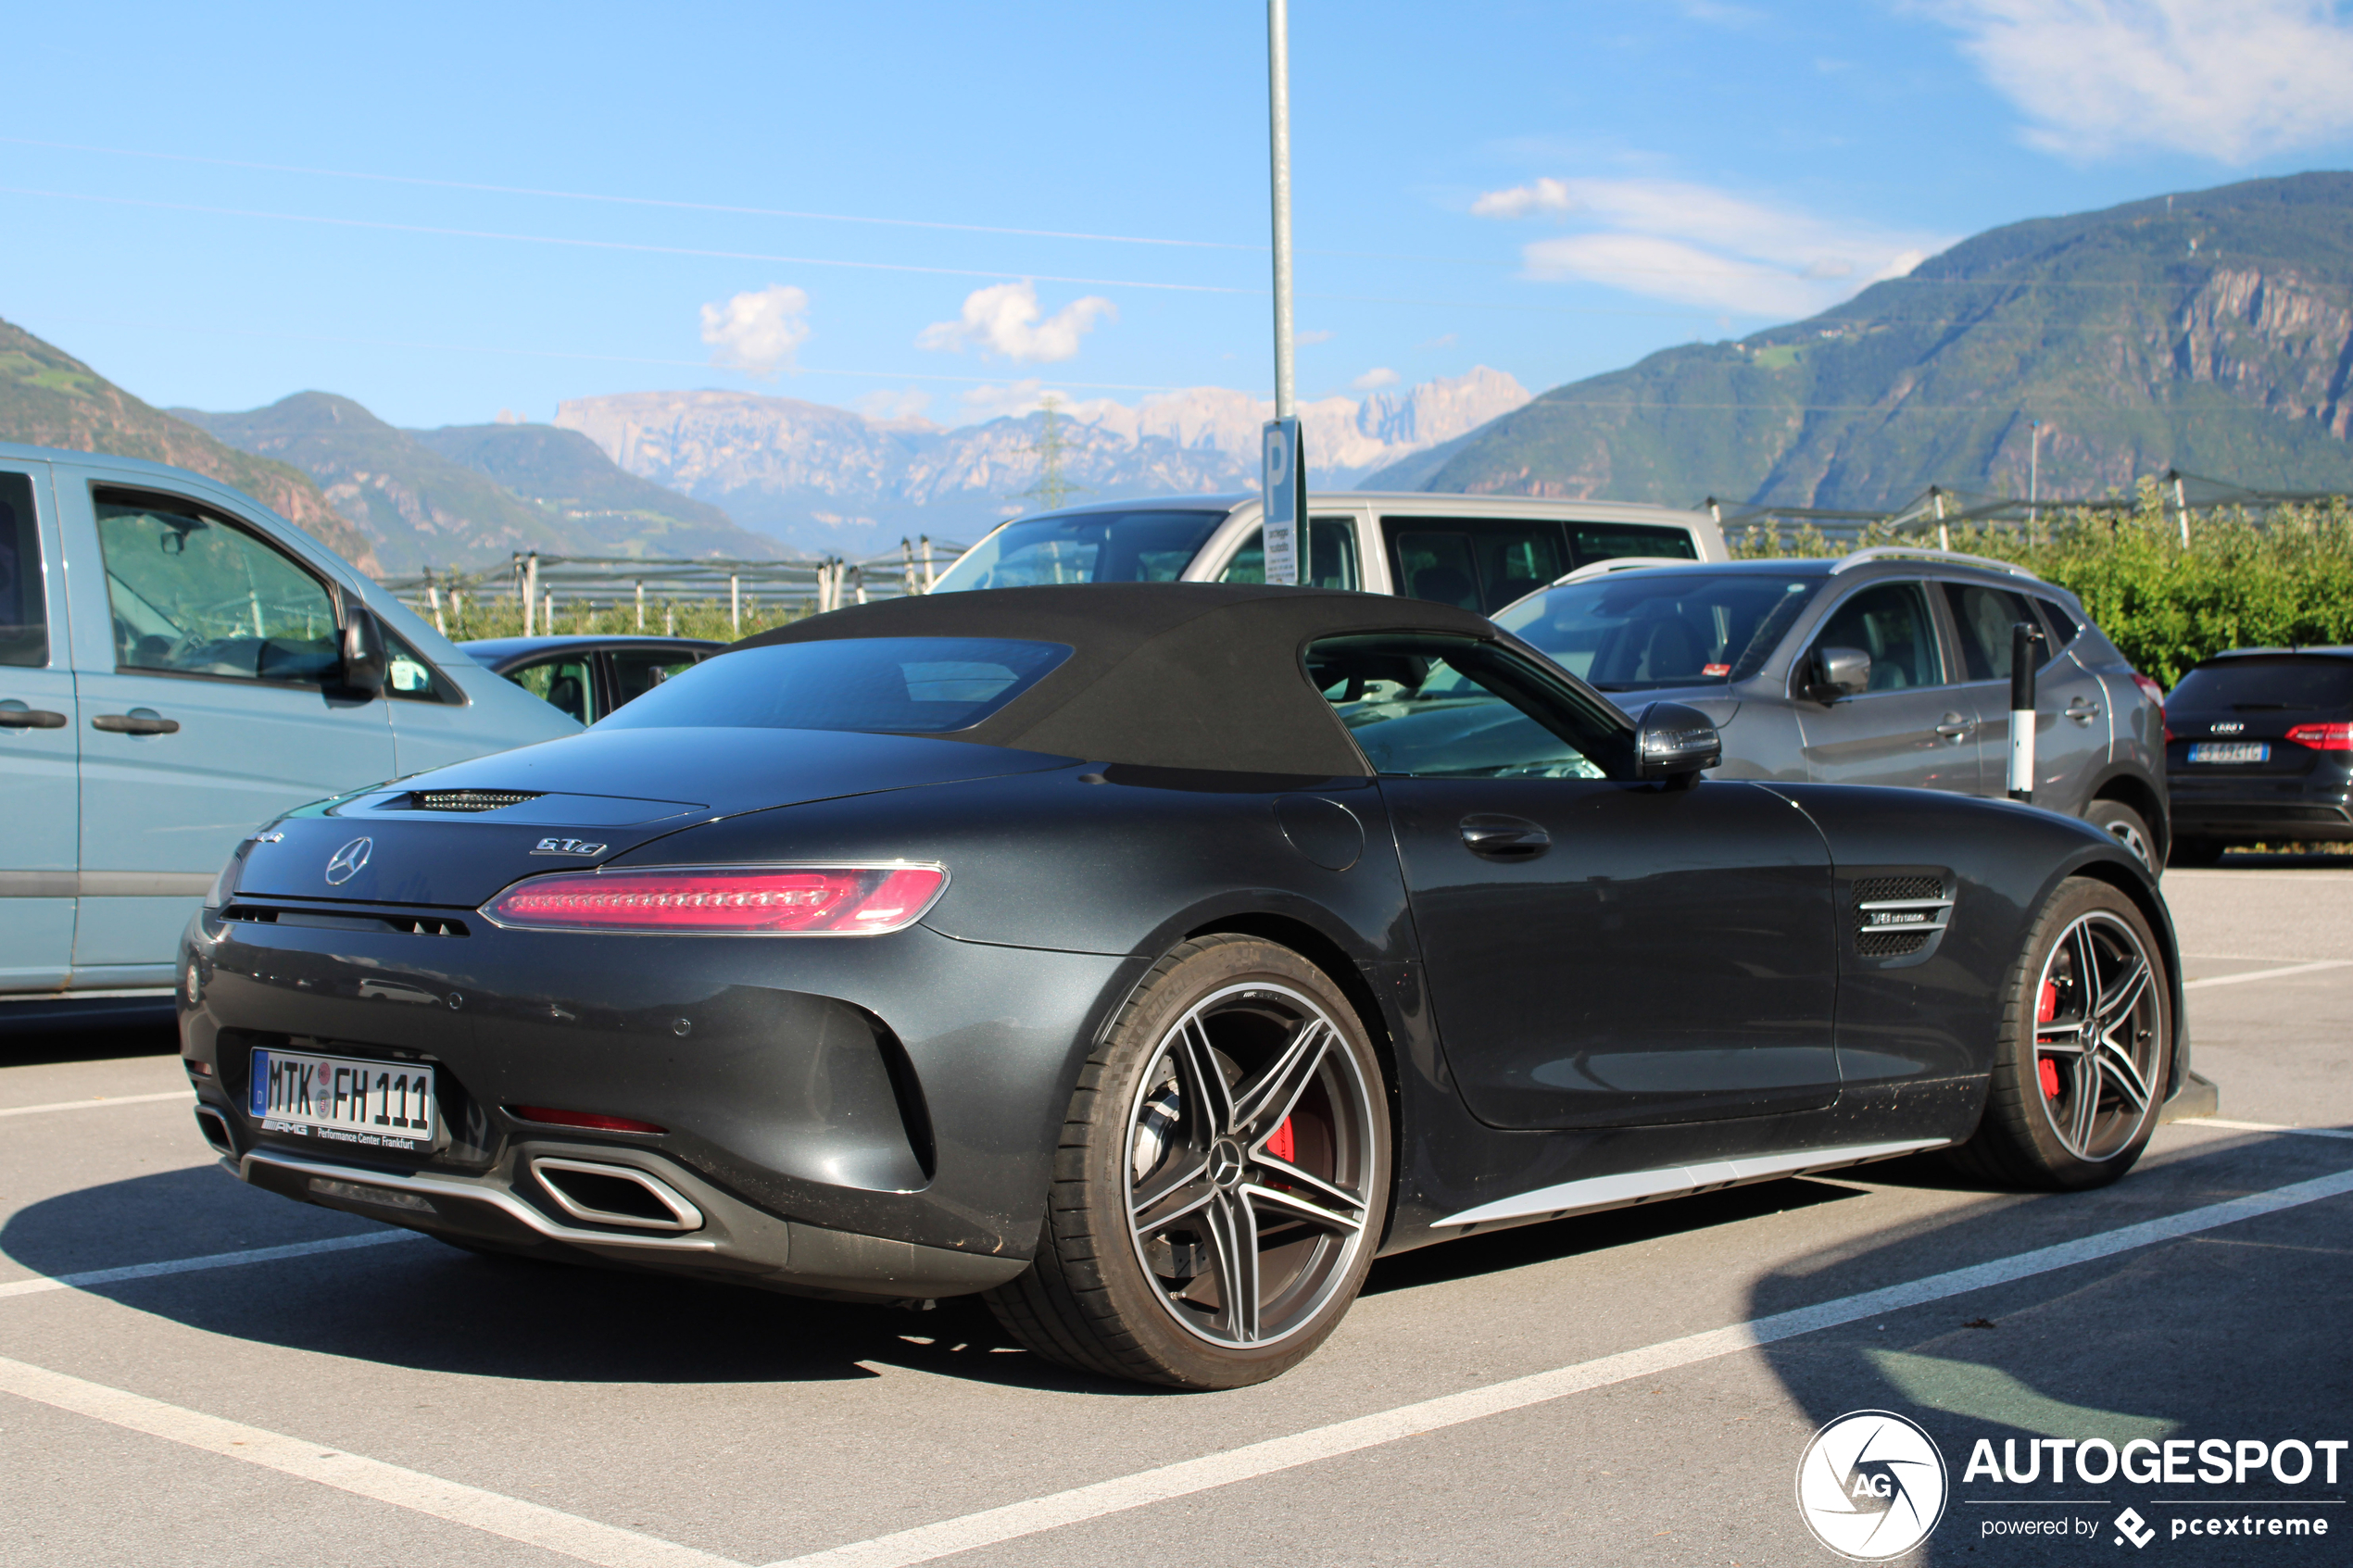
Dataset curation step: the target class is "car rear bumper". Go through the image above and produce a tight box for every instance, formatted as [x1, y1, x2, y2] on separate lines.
[2166, 784, 2353, 840]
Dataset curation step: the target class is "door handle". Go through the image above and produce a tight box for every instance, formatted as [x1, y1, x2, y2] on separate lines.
[1460, 814, 1551, 860]
[0, 708, 67, 729]
[1934, 713, 1973, 741]
[2066, 698, 2100, 724]
[92, 713, 180, 735]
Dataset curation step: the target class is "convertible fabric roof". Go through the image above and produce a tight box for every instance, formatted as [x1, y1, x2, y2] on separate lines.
[733, 583, 1501, 776]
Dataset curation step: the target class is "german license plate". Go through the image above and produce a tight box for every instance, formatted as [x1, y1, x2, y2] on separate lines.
[2188, 742, 2269, 764]
[249, 1047, 435, 1150]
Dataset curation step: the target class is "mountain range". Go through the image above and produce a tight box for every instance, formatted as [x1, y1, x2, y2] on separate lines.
[1381, 172, 2353, 510]
[554, 368, 1531, 556]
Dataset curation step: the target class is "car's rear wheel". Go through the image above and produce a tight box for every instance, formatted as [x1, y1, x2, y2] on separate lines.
[1944, 876, 2171, 1190]
[2082, 799, 2158, 870]
[985, 935, 1390, 1388]
[2168, 835, 2226, 868]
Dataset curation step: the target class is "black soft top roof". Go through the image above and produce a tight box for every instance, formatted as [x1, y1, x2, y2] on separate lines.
[733, 583, 1505, 775]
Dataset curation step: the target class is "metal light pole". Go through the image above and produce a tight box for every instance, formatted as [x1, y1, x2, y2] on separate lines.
[2027, 419, 2041, 521]
[1259, 0, 1304, 585]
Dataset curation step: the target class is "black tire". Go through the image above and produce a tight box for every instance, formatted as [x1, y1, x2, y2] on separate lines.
[1944, 876, 2171, 1191]
[984, 935, 1391, 1389]
[2168, 835, 2226, 869]
[2082, 798, 2158, 871]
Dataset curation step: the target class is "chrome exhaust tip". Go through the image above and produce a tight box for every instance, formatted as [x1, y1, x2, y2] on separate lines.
[528, 1158, 704, 1232]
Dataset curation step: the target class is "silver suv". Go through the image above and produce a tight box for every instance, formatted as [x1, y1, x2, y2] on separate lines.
[1492, 548, 2170, 863]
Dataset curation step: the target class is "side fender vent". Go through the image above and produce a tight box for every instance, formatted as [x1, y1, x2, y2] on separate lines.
[1850, 872, 1953, 968]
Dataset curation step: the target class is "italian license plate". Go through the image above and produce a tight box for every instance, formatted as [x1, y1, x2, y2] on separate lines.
[2188, 742, 2270, 764]
[249, 1047, 436, 1150]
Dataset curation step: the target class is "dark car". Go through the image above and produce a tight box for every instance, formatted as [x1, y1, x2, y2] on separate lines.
[2164, 647, 2353, 864]
[180, 584, 2184, 1388]
[459, 634, 724, 726]
[1494, 549, 2172, 867]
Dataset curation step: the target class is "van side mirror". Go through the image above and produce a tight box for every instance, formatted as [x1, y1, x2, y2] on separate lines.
[340, 606, 387, 696]
[1633, 700, 1721, 786]
[1806, 645, 1871, 702]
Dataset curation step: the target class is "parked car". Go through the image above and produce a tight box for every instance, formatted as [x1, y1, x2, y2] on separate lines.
[929, 493, 1727, 614]
[460, 635, 724, 726]
[0, 442, 575, 998]
[1491, 548, 2171, 864]
[2163, 646, 2353, 864]
[183, 583, 2182, 1389]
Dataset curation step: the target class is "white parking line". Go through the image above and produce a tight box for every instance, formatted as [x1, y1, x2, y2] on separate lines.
[2183, 960, 2353, 991]
[0, 1230, 424, 1299]
[2197, 1118, 2353, 1141]
[0, 1355, 736, 1568]
[0, 1089, 195, 1118]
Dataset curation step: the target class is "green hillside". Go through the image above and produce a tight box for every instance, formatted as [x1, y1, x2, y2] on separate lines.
[0, 319, 381, 574]
[1389, 171, 2353, 510]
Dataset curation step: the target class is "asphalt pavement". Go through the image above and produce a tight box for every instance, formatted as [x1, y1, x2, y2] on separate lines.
[2, 862, 2347, 1567]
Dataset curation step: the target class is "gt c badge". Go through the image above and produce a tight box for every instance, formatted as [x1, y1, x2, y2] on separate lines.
[324, 836, 373, 885]
[532, 837, 609, 857]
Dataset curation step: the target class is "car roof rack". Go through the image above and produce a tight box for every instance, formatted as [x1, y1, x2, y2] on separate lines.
[1830, 546, 2042, 581]
[1550, 556, 1705, 585]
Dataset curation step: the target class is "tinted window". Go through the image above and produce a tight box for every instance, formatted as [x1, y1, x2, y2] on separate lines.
[931, 509, 1226, 590]
[505, 655, 595, 723]
[0, 471, 45, 667]
[1385, 518, 1566, 614]
[95, 488, 339, 684]
[384, 630, 456, 703]
[1216, 516, 1362, 590]
[1941, 582, 2041, 682]
[2033, 596, 2082, 646]
[2170, 658, 2353, 712]
[1567, 521, 1699, 565]
[1497, 571, 1821, 691]
[610, 647, 702, 709]
[599, 637, 1072, 734]
[1306, 633, 1626, 779]
[1810, 583, 1942, 692]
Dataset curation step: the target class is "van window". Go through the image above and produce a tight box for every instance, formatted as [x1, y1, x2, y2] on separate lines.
[94, 488, 340, 684]
[932, 508, 1227, 590]
[0, 471, 45, 667]
[1384, 518, 1567, 614]
[1568, 522, 1699, 564]
[1216, 517, 1362, 590]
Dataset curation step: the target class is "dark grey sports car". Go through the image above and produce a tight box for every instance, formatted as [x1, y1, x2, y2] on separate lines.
[179, 584, 2185, 1388]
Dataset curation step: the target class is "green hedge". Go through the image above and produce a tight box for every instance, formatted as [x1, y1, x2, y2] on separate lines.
[1732, 484, 2353, 687]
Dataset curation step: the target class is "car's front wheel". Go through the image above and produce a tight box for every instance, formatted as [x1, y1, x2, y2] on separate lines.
[986, 935, 1390, 1388]
[1944, 876, 2171, 1190]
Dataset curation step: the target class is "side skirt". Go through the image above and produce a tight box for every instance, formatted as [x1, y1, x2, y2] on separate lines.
[1428, 1136, 1950, 1231]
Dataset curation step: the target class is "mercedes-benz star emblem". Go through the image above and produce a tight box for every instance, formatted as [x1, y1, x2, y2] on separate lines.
[324, 836, 373, 885]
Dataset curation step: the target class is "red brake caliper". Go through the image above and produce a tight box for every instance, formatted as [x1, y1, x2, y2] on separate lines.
[2036, 981, 2061, 1098]
[1267, 1117, 1296, 1163]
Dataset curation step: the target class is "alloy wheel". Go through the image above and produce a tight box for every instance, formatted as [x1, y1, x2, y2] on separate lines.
[2032, 910, 2163, 1160]
[1124, 981, 1378, 1348]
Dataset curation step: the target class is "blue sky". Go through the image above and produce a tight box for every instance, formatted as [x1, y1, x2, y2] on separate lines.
[7, 0, 2353, 430]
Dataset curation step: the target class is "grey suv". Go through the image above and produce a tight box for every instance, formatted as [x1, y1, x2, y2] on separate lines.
[1492, 548, 2170, 863]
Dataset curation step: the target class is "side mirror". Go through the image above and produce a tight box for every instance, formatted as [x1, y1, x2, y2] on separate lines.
[341, 605, 387, 696]
[1807, 645, 1871, 702]
[1633, 700, 1721, 786]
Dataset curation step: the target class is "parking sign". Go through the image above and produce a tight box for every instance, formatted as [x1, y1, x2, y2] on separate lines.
[1261, 418, 1304, 585]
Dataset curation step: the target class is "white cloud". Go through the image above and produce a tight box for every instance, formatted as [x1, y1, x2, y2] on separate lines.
[851, 388, 935, 424]
[1931, 0, 2353, 161]
[1418, 332, 1461, 350]
[957, 380, 1088, 421]
[1471, 174, 1945, 317]
[1295, 327, 1336, 345]
[699, 283, 810, 378]
[916, 281, 1117, 363]
[1351, 367, 1401, 391]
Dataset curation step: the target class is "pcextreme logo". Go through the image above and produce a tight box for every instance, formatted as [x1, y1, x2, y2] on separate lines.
[1795, 1410, 1950, 1561]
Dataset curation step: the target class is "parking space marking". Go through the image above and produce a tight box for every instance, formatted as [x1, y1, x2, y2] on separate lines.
[0, 1089, 195, 1118]
[0, 1355, 738, 1568]
[764, 1165, 2353, 1568]
[2198, 1118, 2353, 1141]
[2182, 960, 2353, 991]
[0, 1230, 424, 1299]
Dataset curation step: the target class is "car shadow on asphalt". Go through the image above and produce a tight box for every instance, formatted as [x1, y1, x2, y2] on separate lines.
[0, 1008, 178, 1066]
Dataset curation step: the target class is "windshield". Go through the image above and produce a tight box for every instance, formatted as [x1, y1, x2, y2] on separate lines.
[2169, 658, 2353, 712]
[931, 508, 1228, 591]
[598, 636, 1072, 734]
[1496, 571, 1823, 691]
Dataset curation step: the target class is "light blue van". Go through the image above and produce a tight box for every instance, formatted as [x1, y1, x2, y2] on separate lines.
[0, 442, 577, 998]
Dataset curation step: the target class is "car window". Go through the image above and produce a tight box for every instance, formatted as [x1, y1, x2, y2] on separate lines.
[609, 647, 703, 709]
[1809, 583, 1942, 692]
[1941, 582, 2042, 682]
[0, 471, 46, 668]
[2033, 596, 2082, 647]
[598, 636, 1072, 734]
[1215, 516, 1363, 590]
[94, 487, 340, 684]
[930, 508, 1227, 590]
[1567, 521, 1699, 565]
[1385, 518, 1567, 614]
[1305, 633, 1628, 780]
[2169, 658, 2353, 712]
[504, 655, 597, 724]
[384, 629, 457, 703]
[1497, 571, 1822, 691]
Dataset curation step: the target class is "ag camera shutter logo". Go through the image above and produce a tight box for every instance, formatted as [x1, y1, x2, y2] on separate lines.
[1795, 1410, 1949, 1560]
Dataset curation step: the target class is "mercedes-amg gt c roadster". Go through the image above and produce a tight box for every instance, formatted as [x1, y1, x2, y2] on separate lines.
[180, 583, 2185, 1387]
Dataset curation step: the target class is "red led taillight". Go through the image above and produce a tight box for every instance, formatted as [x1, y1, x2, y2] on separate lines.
[508, 1105, 667, 1134]
[482, 865, 947, 935]
[2287, 722, 2353, 751]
